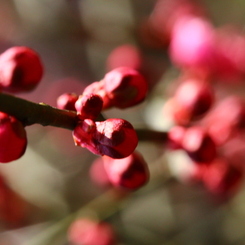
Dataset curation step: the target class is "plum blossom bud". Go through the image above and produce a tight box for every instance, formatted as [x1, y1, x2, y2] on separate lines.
[169, 16, 216, 72]
[169, 78, 214, 125]
[73, 119, 98, 155]
[68, 218, 116, 245]
[0, 112, 27, 163]
[73, 119, 138, 159]
[167, 125, 187, 149]
[0, 46, 43, 92]
[56, 93, 78, 111]
[202, 158, 243, 198]
[89, 157, 111, 188]
[83, 67, 148, 110]
[95, 119, 138, 159]
[202, 96, 245, 145]
[106, 44, 142, 71]
[182, 126, 216, 163]
[103, 67, 148, 109]
[103, 151, 149, 190]
[75, 94, 103, 120]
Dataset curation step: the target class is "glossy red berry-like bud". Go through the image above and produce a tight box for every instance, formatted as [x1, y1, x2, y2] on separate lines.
[0, 112, 27, 163]
[0, 46, 43, 92]
[56, 92, 78, 111]
[75, 94, 103, 120]
[83, 81, 111, 109]
[94, 119, 138, 159]
[169, 78, 214, 125]
[103, 67, 148, 109]
[182, 126, 216, 163]
[68, 218, 116, 245]
[103, 151, 149, 190]
[73, 119, 98, 155]
[73, 119, 138, 159]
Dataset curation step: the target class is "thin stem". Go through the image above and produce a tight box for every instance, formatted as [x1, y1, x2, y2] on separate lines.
[0, 93, 79, 130]
[0, 93, 169, 143]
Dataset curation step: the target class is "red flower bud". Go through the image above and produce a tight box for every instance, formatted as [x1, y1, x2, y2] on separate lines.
[56, 93, 78, 111]
[83, 81, 110, 108]
[202, 96, 245, 145]
[89, 157, 111, 188]
[0, 112, 27, 163]
[169, 78, 214, 125]
[182, 126, 216, 163]
[94, 119, 138, 159]
[202, 158, 243, 198]
[103, 67, 148, 109]
[169, 16, 216, 72]
[73, 118, 138, 158]
[73, 119, 98, 155]
[103, 151, 149, 190]
[75, 94, 103, 120]
[167, 125, 186, 149]
[68, 218, 116, 245]
[106, 44, 142, 71]
[0, 46, 43, 92]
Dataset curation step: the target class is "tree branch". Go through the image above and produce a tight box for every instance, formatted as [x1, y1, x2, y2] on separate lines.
[0, 93, 79, 130]
[0, 93, 168, 143]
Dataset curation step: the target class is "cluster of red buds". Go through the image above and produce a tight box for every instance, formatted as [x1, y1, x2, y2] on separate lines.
[0, 46, 43, 163]
[143, 0, 245, 199]
[57, 66, 148, 159]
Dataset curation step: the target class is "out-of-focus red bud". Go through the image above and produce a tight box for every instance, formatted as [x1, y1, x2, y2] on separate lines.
[202, 96, 245, 145]
[182, 126, 216, 163]
[56, 92, 78, 111]
[68, 218, 116, 245]
[103, 67, 148, 109]
[75, 94, 103, 120]
[106, 44, 142, 71]
[167, 125, 187, 149]
[0, 112, 27, 163]
[103, 151, 149, 190]
[89, 157, 111, 188]
[146, 0, 206, 47]
[0, 46, 43, 92]
[95, 119, 138, 159]
[202, 158, 244, 198]
[213, 27, 245, 83]
[168, 78, 214, 125]
[169, 16, 216, 72]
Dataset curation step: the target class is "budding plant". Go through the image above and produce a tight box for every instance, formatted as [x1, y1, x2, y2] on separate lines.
[2, 0, 245, 244]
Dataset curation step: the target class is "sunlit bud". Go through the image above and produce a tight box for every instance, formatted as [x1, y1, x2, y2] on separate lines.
[72, 119, 98, 155]
[75, 94, 103, 120]
[0, 112, 27, 163]
[103, 67, 148, 109]
[0, 46, 43, 92]
[95, 118, 138, 159]
[56, 93, 78, 111]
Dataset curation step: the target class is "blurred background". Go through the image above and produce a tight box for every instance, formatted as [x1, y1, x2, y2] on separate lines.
[1, 0, 245, 244]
